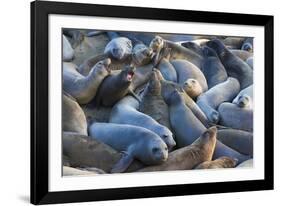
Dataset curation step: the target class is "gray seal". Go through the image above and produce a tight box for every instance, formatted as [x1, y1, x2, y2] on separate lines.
[94, 65, 140, 107]
[63, 34, 75, 61]
[62, 93, 87, 135]
[246, 57, 253, 69]
[196, 77, 240, 124]
[137, 126, 217, 172]
[233, 85, 253, 107]
[207, 39, 253, 89]
[88, 123, 168, 173]
[63, 59, 111, 104]
[109, 96, 176, 150]
[218, 102, 253, 132]
[241, 37, 253, 53]
[195, 156, 238, 169]
[201, 46, 228, 88]
[104, 37, 132, 61]
[230, 49, 253, 61]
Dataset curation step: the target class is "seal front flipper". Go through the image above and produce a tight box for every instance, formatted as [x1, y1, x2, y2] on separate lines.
[127, 89, 141, 103]
[111, 151, 134, 173]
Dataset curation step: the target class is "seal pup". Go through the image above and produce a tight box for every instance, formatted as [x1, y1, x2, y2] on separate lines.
[170, 59, 208, 92]
[94, 65, 140, 107]
[201, 46, 228, 89]
[137, 127, 217, 172]
[195, 156, 238, 169]
[109, 96, 176, 150]
[233, 85, 253, 105]
[217, 128, 253, 156]
[207, 39, 253, 89]
[218, 100, 253, 132]
[88, 123, 168, 173]
[149, 35, 204, 69]
[62, 93, 87, 135]
[63, 59, 111, 104]
[196, 77, 240, 124]
[63, 35, 75, 61]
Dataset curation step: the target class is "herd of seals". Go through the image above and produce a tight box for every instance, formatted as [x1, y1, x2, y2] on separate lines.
[62, 29, 254, 176]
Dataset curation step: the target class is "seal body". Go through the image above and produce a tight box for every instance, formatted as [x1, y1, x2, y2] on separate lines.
[201, 46, 228, 88]
[207, 39, 253, 89]
[218, 102, 253, 132]
[196, 77, 240, 123]
[195, 156, 238, 169]
[63, 35, 75, 61]
[88, 123, 168, 173]
[109, 96, 176, 150]
[230, 49, 253, 61]
[170, 59, 208, 92]
[94, 65, 138, 107]
[63, 59, 111, 104]
[104, 37, 132, 60]
[62, 93, 87, 135]
[138, 127, 217, 172]
[233, 85, 253, 105]
[246, 57, 253, 69]
[241, 37, 253, 53]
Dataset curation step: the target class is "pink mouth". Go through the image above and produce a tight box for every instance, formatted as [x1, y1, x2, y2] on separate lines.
[127, 72, 134, 81]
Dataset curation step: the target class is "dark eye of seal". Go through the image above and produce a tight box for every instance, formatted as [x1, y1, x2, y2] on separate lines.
[152, 147, 159, 153]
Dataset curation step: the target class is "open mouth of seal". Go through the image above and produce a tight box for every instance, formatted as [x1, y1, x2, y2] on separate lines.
[127, 71, 134, 81]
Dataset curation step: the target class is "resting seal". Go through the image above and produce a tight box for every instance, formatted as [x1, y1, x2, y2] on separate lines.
[207, 39, 253, 89]
[241, 37, 253, 53]
[195, 156, 238, 169]
[196, 77, 240, 124]
[109, 96, 176, 150]
[181, 41, 204, 56]
[201, 46, 228, 88]
[94, 65, 140, 107]
[62, 93, 87, 135]
[230, 49, 253, 61]
[63, 166, 105, 176]
[137, 127, 217, 172]
[171, 59, 208, 93]
[233, 85, 253, 106]
[88, 123, 168, 173]
[63, 59, 111, 104]
[63, 35, 75, 61]
[218, 101, 253, 132]
[149, 35, 203, 69]
[223, 37, 245, 49]
[246, 57, 253, 69]
[217, 128, 253, 156]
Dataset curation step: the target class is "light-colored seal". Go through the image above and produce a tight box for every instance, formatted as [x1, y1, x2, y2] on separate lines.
[195, 156, 238, 169]
[104, 37, 132, 61]
[63, 59, 111, 104]
[137, 126, 217, 172]
[246, 57, 253, 69]
[170, 59, 208, 92]
[94, 65, 140, 107]
[223, 37, 245, 49]
[217, 128, 253, 156]
[218, 102, 253, 132]
[62, 93, 87, 135]
[230, 49, 253, 61]
[109, 96, 176, 150]
[63, 34, 75, 61]
[88, 123, 168, 173]
[207, 39, 253, 89]
[196, 77, 240, 124]
[233, 85, 253, 105]
[201, 46, 228, 88]
[149, 35, 204, 69]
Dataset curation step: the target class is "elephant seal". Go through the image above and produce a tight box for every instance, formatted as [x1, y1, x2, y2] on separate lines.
[230, 49, 253, 61]
[63, 35, 75, 61]
[196, 77, 240, 124]
[88, 123, 168, 173]
[163, 88, 206, 147]
[233, 85, 253, 105]
[181, 41, 203, 56]
[62, 93, 87, 135]
[63, 59, 111, 104]
[63, 166, 105, 176]
[109, 96, 176, 150]
[217, 128, 253, 156]
[149, 35, 203, 68]
[170, 59, 208, 92]
[94, 65, 140, 107]
[236, 159, 253, 168]
[137, 127, 217, 172]
[160, 77, 209, 128]
[246, 57, 253, 69]
[218, 101, 253, 132]
[207, 39, 253, 89]
[201, 46, 228, 89]
[139, 70, 172, 130]
[241, 37, 253, 53]
[223, 37, 245, 49]
[195, 156, 238, 169]
[104, 37, 132, 61]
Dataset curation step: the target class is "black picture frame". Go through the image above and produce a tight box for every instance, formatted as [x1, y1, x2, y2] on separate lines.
[31, 0, 274, 204]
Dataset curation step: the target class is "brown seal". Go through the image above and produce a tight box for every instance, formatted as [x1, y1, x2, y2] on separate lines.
[137, 126, 217, 172]
[195, 156, 238, 169]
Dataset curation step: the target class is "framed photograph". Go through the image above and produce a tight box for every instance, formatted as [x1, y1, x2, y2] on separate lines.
[31, 0, 274, 204]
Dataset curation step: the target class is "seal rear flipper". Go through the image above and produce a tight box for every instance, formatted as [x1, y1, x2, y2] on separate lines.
[111, 152, 134, 173]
